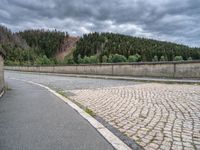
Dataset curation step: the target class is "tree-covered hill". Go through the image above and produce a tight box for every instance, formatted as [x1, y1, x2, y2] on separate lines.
[0, 26, 30, 64]
[18, 29, 68, 58]
[1, 25, 200, 65]
[73, 32, 200, 63]
[0, 25, 69, 65]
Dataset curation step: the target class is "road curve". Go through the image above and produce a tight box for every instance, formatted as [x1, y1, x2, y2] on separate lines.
[0, 78, 114, 150]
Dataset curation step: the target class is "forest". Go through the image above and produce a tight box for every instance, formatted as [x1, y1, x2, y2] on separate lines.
[1, 25, 200, 65]
[0, 25, 68, 65]
[73, 32, 200, 63]
[18, 29, 68, 58]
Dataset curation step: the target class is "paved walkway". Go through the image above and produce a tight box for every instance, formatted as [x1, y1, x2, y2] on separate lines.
[69, 83, 200, 150]
[0, 79, 114, 150]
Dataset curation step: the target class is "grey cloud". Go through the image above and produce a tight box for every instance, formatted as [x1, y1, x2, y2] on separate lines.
[0, 0, 199, 46]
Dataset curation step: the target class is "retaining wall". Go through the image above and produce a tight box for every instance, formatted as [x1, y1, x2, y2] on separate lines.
[5, 61, 200, 79]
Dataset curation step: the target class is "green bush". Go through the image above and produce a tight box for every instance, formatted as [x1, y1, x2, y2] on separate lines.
[66, 58, 75, 64]
[109, 54, 127, 63]
[76, 55, 100, 64]
[82, 56, 91, 64]
[5, 60, 20, 66]
[128, 54, 141, 62]
[160, 56, 166, 61]
[152, 55, 158, 62]
[174, 56, 183, 61]
[135, 54, 141, 61]
[89, 55, 99, 64]
[77, 54, 83, 64]
[54, 59, 64, 65]
[76, 55, 99, 64]
[108, 55, 113, 63]
[102, 55, 108, 63]
[35, 55, 54, 65]
[187, 57, 192, 61]
[64, 56, 75, 64]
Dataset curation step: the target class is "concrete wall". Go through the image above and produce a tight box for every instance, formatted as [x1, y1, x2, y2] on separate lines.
[0, 55, 4, 93]
[5, 61, 200, 79]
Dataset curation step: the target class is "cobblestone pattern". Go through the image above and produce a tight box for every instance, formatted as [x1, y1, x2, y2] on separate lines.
[68, 83, 200, 150]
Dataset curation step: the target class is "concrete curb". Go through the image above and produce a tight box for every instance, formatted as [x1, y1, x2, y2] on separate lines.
[6, 70, 200, 85]
[9, 77, 132, 150]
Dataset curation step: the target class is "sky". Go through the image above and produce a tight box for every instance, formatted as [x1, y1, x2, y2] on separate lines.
[0, 0, 200, 47]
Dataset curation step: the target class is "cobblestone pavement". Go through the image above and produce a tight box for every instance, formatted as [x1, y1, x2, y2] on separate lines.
[68, 83, 200, 150]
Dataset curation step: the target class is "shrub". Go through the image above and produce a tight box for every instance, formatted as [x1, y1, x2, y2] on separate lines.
[135, 54, 141, 61]
[89, 55, 99, 64]
[110, 54, 127, 63]
[5, 60, 20, 66]
[82, 56, 91, 64]
[102, 55, 108, 63]
[55, 59, 64, 65]
[66, 57, 75, 64]
[35, 55, 54, 65]
[174, 56, 183, 61]
[63, 55, 75, 64]
[152, 55, 158, 62]
[35, 57, 42, 65]
[160, 56, 166, 61]
[187, 57, 192, 61]
[128, 54, 141, 62]
[108, 55, 113, 63]
[77, 54, 83, 64]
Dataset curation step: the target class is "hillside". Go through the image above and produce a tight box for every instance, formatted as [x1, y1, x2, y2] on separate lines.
[55, 36, 79, 60]
[1, 25, 200, 65]
[0, 26, 74, 65]
[0, 26, 31, 65]
[0, 26, 28, 49]
[73, 32, 200, 63]
[18, 29, 68, 58]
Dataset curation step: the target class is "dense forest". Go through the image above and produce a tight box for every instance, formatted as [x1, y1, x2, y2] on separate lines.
[0, 25, 68, 65]
[18, 30, 68, 57]
[0, 26, 30, 65]
[73, 32, 200, 63]
[1, 25, 200, 65]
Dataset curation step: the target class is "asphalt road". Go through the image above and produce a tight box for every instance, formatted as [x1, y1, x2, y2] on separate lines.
[0, 74, 115, 150]
[5, 71, 140, 91]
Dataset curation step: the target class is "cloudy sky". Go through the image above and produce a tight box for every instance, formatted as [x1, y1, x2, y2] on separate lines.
[0, 0, 200, 47]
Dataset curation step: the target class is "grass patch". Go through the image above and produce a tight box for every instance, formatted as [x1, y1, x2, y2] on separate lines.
[85, 107, 95, 117]
[56, 90, 96, 117]
[57, 90, 66, 97]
